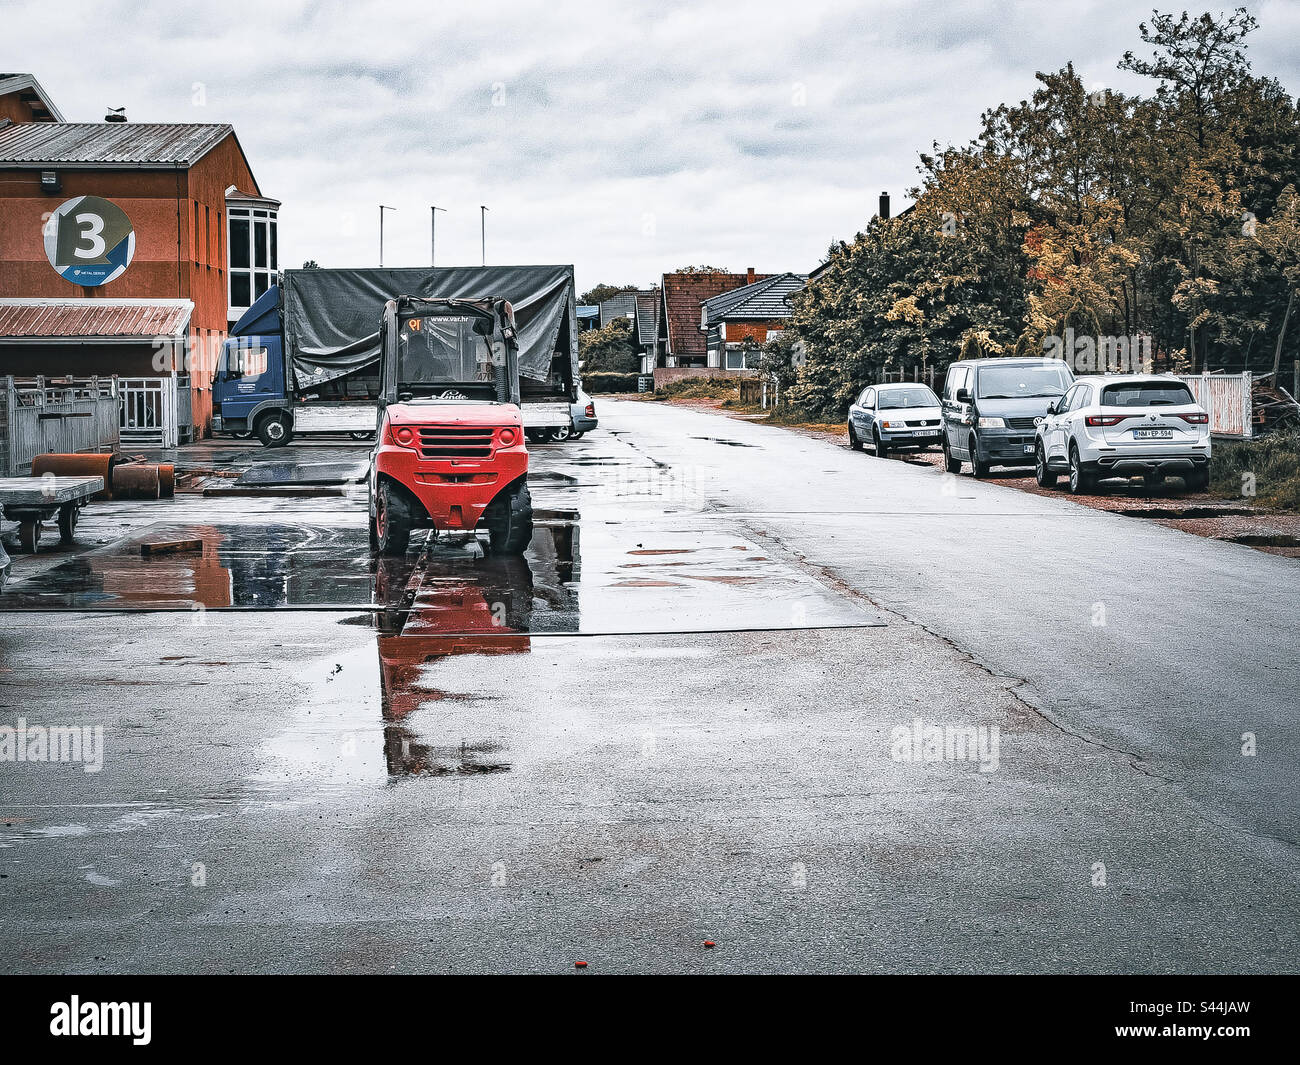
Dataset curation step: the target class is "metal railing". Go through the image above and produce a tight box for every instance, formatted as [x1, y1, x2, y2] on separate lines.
[1, 375, 121, 475]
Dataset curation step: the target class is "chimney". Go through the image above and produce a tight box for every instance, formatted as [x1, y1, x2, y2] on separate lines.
[879, 192, 890, 220]
[746, 267, 755, 284]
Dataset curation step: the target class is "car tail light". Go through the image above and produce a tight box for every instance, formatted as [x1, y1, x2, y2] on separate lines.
[499, 427, 517, 446]
[585, 403, 595, 417]
[1172, 412, 1209, 424]
[393, 425, 415, 446]
[1085, 415, 1128, 426]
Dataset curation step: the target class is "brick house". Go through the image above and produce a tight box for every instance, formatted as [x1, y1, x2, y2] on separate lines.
[656, 269, 773, 373]
[700, 272, 806, 371]
[0, 75, 275, 439]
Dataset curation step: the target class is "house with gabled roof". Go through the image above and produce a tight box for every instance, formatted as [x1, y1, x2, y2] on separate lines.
[0, 75, 276, 439]
[657, 268, 772, 372]
[700, 272, 806, 371]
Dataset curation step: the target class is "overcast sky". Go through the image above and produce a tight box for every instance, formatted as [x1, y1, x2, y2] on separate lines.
[8, 0, 1300, 293]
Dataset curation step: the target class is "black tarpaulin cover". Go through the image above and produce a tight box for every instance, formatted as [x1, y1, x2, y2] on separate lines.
[280, 265, 577, 391]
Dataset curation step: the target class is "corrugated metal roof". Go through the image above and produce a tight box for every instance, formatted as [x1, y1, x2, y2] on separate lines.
[0, 123, 232, 167]
[0, 299, 193, 339]
[701, 273, 806, 325]
[598, 292, 639, 326]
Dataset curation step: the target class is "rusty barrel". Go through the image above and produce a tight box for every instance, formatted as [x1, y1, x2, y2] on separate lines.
[111, 464, 161, 500]
[30, 453, 117, 501]
[157, 463, 175, 498]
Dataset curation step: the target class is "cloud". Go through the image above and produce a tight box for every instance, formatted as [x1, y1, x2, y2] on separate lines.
[5, 0, 1296, 290]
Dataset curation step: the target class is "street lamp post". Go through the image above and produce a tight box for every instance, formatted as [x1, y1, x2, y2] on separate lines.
[430, 205, 446, 268]
[379, 205, 397, 267]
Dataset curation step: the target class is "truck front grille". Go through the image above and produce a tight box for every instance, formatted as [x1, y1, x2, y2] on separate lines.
[418, 426, 494, 459]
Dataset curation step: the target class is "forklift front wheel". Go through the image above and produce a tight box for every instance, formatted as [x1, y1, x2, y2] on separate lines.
[486, 482, 533, 556]
[257, 411, 294, 448]
[373, 479, 413, 556]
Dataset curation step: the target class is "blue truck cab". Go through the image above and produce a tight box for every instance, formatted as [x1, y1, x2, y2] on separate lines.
[212, 286, 292, 443]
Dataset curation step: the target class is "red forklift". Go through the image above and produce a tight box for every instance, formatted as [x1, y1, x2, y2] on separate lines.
[369, 295, 532, 556]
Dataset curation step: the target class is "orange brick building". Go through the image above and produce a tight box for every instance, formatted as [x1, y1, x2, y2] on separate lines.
[0, 75, 275, 436]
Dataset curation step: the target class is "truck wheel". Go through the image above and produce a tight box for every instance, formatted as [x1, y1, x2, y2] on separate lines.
[486, 482, 533, 556]
[373, 480, 412, 556]
[551, 424, 573, 442]
[257, 411, 294, 447]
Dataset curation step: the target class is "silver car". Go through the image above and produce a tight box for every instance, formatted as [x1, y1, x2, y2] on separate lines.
[848, 383, 943, 456]
[1035, 374, 1212, 494]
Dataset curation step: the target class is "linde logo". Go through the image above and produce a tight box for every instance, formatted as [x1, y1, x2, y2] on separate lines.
[50, 996, 151, 1045]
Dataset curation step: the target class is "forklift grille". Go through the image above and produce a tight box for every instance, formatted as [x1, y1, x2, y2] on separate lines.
[418, 426, 495, 459]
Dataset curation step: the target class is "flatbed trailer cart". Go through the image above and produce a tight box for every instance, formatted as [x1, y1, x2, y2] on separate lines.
[0, 475, 103, 555]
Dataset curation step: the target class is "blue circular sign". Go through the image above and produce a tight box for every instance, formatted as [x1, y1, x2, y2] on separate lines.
[43, 195, 135, 286]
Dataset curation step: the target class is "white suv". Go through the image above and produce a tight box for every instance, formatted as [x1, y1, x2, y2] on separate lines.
[1035, 375, 1211, 494]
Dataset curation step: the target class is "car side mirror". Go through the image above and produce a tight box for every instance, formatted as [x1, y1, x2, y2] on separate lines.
[956, 388, 972, 403]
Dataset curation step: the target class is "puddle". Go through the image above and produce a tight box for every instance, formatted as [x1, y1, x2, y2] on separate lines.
[1222, 534, 1300, 547]
[3, 514, 879, 633]
[689, 436, 759, 448]
[235, 461, 367, 486]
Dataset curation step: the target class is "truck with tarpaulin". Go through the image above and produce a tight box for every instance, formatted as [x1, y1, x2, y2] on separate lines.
[212, 265, 581, 446]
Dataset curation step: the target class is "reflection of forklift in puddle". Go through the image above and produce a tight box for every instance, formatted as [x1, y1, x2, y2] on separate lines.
[371, 510, 580, 778]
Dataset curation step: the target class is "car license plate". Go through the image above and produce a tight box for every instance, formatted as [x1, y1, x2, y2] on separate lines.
[1134, 428, 1174, 440]
[1023, 444, 1034, 454]
[918, 429, 938, 436]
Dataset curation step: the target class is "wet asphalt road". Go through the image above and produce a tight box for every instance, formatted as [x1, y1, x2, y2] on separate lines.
[0, 398, 1296, 974]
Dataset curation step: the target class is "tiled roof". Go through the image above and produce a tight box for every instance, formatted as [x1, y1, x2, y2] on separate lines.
[701, 273, 807, 326]
[659, 272, 772, 358]
[0, 299, 193, 339]
[0, 122, 233, 167]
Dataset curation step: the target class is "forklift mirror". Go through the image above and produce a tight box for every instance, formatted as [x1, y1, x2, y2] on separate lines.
[471, 317, 492, 336]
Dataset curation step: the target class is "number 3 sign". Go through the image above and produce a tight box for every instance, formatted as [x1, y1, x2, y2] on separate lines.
[43, 195, 135, 286]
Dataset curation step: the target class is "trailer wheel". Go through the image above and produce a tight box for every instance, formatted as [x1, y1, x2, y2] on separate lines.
[58, 503, 78, 545]
[18, 519, 40, 554]
[256, 411, 294, 447]
[486, 482, 533, 556]
[551, 424, 572, 442]
[373, 480, 412, 556]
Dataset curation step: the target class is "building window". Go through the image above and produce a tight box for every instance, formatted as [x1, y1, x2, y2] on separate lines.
[725, 346, 760, 370]
[227, 204, 278, 317]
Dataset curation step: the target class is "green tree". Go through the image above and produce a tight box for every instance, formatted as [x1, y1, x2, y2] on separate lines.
[579, 283, 640, 305]
[578, 317, 638, 373]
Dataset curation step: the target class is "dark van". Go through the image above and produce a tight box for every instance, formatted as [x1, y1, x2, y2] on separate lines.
[941, 358, 1074, 477]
